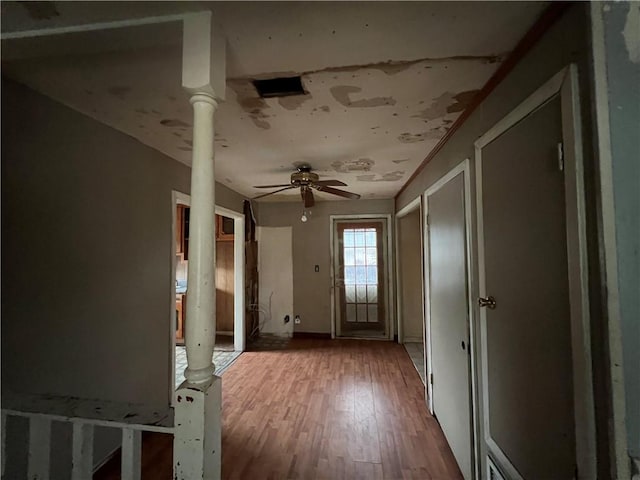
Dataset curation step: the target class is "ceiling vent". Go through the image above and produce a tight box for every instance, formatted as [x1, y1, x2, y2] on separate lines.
[253, 76, 305, 98]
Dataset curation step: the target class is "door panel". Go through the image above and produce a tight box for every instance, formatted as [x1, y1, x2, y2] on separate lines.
[480, 97, 575, 478]
[428, 172, 473, 479]
[334, 220, 388, 338]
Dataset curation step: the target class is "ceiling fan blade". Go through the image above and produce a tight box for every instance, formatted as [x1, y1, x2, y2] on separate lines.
[253, 184, 292, 189]
[313, 179, 347, 187]
[302, 188, 315, 208]
[314, 185, 361, 200]
[253, 185, 296, 199]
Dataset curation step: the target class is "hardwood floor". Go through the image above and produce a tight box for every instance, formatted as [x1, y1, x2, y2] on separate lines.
[96, 339, 462, 479]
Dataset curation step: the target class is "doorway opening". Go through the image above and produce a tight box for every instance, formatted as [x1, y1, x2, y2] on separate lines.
[395, 197, 426, 387]
[330, 215, 393, 339]
[424, 160, 476, 479]
[170, 192, 246, 394]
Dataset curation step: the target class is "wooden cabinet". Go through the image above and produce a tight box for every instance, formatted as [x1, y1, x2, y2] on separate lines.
[216, 215, 234, 241]
[176, 206, 190, 260]
[176, 294, 185, 344]
[176, 206, 184, 255]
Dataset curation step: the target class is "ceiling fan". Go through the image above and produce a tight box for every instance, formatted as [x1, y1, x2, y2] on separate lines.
[253, 165, 361, 208]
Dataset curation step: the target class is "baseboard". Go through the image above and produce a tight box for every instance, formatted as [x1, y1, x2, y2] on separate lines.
[293, 332, 332, 339]
[403, 336, 423, 343]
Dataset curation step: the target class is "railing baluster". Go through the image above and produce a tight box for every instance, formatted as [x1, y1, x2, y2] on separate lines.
[71, 423, 94, 480]
[121, 427, 141, 480]
[27, 417, 51, 480]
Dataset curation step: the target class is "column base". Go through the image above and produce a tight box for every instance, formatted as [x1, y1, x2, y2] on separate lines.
[174, 375, 222, 480]
[184, 364, 216, 385]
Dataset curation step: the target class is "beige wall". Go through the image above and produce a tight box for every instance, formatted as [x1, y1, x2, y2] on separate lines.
[394, 4, 610, 476]
[398, 209, 423, 341]
[0, 78, 247, 474]
[257, 226, 294, 336]
[257, 199, 394, 334]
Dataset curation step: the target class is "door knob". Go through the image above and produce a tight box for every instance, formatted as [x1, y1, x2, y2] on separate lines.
[478, 296, 496, 309]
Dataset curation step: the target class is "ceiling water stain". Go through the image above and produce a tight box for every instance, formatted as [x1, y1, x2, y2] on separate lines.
[319, 105, 330, 113]
[330, 86, 396, 108]
[398, 132, 426, 143]
[332, 158, 375, 173]
[357, 171, 405, 182]
[229, 80, 272, 130]
[18, 1, 59, 19]
[446, 90, 480, 113]
[278, 94, 312, 111]
[161, 119, 190, 128]
[412, 89, 480, 121]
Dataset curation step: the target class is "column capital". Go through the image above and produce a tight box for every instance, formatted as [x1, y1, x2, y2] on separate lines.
[189, 92, 218, 108]
[182, 12, 226, 100]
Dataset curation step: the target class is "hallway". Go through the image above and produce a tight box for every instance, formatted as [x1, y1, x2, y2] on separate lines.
[98, 339, 461, 479]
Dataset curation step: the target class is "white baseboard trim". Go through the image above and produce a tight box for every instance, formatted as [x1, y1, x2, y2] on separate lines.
[403, 336, 423, 343]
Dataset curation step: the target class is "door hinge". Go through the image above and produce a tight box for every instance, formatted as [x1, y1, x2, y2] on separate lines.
[430, 373, 433, 385]
[557, 142, 564, 171]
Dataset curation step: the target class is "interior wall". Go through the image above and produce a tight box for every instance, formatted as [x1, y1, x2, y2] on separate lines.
[598, 1, 640, 464]
[394, 4, 602, 476]
[0, 78, 247, 474]
[257, 226, 294, 336]
[257, 199, 394, 334]
[398, 209, 423, 342]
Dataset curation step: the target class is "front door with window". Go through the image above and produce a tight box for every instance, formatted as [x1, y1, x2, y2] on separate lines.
[333, 219, 388, 338]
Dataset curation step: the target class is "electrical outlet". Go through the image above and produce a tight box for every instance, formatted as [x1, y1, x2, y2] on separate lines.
[294, 315, 301, 324]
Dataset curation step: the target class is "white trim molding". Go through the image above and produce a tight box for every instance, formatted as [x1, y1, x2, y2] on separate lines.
[394, 195, 423, 345]
[329, 214, 394, 341]
[474, 64, 596, 479]
[423, 158, 478, 479]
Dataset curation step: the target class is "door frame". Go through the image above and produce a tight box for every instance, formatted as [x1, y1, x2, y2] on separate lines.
[170, 191, 246, 403]
[394, 196, 423, 345]
[474, 64, 596, 479]
[423, 159, 477, 479]
[330, 214, 394, 340]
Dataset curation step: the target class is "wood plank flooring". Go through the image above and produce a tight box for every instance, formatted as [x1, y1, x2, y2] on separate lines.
[96, 339, 462, 479]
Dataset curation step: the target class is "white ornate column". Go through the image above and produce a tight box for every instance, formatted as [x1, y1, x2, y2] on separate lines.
[174, 11, 225, 480]
[184, 92, 218, 384]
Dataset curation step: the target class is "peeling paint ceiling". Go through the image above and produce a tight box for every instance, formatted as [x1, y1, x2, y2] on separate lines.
[1, 1, 547, 201]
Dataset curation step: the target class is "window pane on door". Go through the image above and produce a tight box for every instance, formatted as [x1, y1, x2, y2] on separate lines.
[346, 304, 356, 322]
[342, 227, 379, 323]
[356, 285, 367, 303]
[345, 285, 356, 302]
[367, 285, 378, 303]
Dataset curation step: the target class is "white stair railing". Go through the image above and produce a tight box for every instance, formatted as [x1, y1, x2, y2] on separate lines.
[1, 392, 173, 480]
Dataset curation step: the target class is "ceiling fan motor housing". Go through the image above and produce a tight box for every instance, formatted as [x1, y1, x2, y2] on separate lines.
[291, 168, 319, 185]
